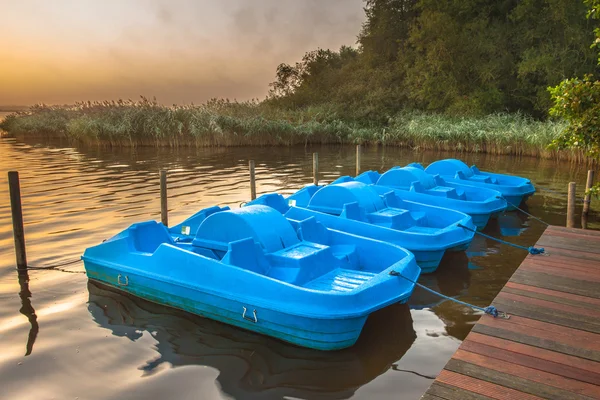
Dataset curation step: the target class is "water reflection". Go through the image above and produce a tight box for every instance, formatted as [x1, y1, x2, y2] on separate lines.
[2, 137, 597, 399]
[409, 252, 472, 311]
[87, 281, 417, 400]
[17, 270, 39, 356]
[490, 210, 531, 237]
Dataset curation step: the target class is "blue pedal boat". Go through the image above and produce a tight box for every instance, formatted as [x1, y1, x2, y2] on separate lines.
[351, 166, 507, 229]
[409, 159, 535, 210]
[247, 180, 475, 273]
[82, 205, 420, 351]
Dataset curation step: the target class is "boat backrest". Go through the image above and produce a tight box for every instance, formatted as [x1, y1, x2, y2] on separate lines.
[377, 166, 437, 191]
[193, 205, 300, 253]
[221, 237, 270, 275]
[130, 221, 175, 254]
[406, 162, 425, 170]
[424, 159, 474, 178]
[307, 181, 385, 215]
[296, 216, 331, 243]
[246, 193, 290, 213]
[355, 170, 381, 184]
[168, 206, 229, 237]
[286, 185, 321, 208]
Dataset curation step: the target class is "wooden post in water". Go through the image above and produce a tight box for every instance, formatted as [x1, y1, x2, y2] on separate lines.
[356, 144, 362, 176]
[249, 160, 256, 200]
[160, 170, 168, 227]
[582, 170, 595, 229]
[567, 181, 577, 228]
[8, 171, 27, 270]
[313, 153, 319, 186]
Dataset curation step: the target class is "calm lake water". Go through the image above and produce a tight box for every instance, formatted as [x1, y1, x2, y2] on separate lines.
[0, 135, 597, 400]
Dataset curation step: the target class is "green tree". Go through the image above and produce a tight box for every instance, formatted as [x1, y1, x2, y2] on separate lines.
[549, 0, 600, 179]
[267, 0, 598, 121]
[511, 0, 599, 115]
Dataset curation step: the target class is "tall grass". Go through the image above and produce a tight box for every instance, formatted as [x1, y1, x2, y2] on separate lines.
[0, 97, 588, 162]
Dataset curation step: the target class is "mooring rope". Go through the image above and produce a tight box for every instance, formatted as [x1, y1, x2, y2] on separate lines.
[18, 258, 85, 274]
[389, 270, 508, 318]
[499, 196, 550, 226]
[458, 224, 545, 255]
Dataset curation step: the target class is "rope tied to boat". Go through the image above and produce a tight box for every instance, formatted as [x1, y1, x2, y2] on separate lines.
[17, 258, 85, 274]
[389, 270, 509, 319]
[496, 196, 549, 226]
[458, 223, 545, 255]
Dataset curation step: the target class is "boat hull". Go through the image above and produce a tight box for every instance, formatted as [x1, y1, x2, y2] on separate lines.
[503, 194, 525, 210]
[414, 159, 536, 210]
[84, 261, 374, 351]
[411, 249, 446, 273]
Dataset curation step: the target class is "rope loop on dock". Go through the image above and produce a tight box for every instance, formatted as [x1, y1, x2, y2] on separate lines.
[497, 196, 550, 226]
[389, 270, 509, 318]
[458, 224, 545, 255]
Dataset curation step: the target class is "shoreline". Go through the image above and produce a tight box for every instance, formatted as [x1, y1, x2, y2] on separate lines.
[1, 102, 595, 164]
[2, 131, 595, 165]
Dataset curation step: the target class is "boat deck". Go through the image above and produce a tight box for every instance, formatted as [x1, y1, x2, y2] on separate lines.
[421, 225, 600, 400]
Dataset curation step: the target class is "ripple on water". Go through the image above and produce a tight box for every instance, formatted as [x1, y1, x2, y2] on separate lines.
[0, 137, 595, 399]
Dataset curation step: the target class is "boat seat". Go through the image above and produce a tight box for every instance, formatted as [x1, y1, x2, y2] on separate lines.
[168, 206, 228, 237]
[268, 242, 338, 284]
[296, 216, 330, 243]
[470, 175, 497, 184]
[307, 181, 386, 215]
[193, 205, 300, 253]
[221, 237, 270, 275]
[303, 269, 376, 292]
[425, 186, 460, 199]
[130, 221, 175, 254]
[410, 211, 427, 224]
[246, 193, 290, 214]
[331, 245, 358, 264]
[377, 166, 437, 191]
[367, 208, 415, 230]
[402, 226, 441, 234]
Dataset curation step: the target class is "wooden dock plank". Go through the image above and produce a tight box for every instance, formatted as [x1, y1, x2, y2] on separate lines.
[476, 315, 600, 351]
[497, 291, 600, 319]
[491, 297, 600, 334]
[453, 350, 600, 398]
[459, 340, 600, 386]
[436, 370, 545, 400]
[421, 226, 600, 400]
[510, 270, 600, 299]
[536, 235, 600, 255]
[425, 382, 494, 400]
[471, 324, 600, 362]
[528, 245, 600, 263]
[466, 332, 600, 376]
[519, 262, 600, 283]
[503, 282, 600, 309]
[521, 257, 600, 275]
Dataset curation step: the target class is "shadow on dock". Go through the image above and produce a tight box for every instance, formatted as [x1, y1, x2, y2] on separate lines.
[87, 280, 416, 400]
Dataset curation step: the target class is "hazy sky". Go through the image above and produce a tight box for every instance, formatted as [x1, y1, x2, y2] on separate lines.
[0, 0, 365, 105]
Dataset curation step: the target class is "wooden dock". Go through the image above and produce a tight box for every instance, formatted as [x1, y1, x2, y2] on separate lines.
[421, 225, 600, 400]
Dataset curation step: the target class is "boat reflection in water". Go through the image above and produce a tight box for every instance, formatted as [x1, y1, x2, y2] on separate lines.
[87, 280, 416, 399]
[495, 210, 529, 237]
[408, 251, 480, 340]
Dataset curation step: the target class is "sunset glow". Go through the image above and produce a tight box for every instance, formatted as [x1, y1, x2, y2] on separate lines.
[1, 0, 363, 105]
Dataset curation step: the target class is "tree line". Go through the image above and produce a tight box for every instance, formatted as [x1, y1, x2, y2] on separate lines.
[267, 0, 599, 122]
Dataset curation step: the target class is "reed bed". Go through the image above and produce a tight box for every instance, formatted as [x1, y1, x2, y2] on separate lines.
[0, 97, 591, 162]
